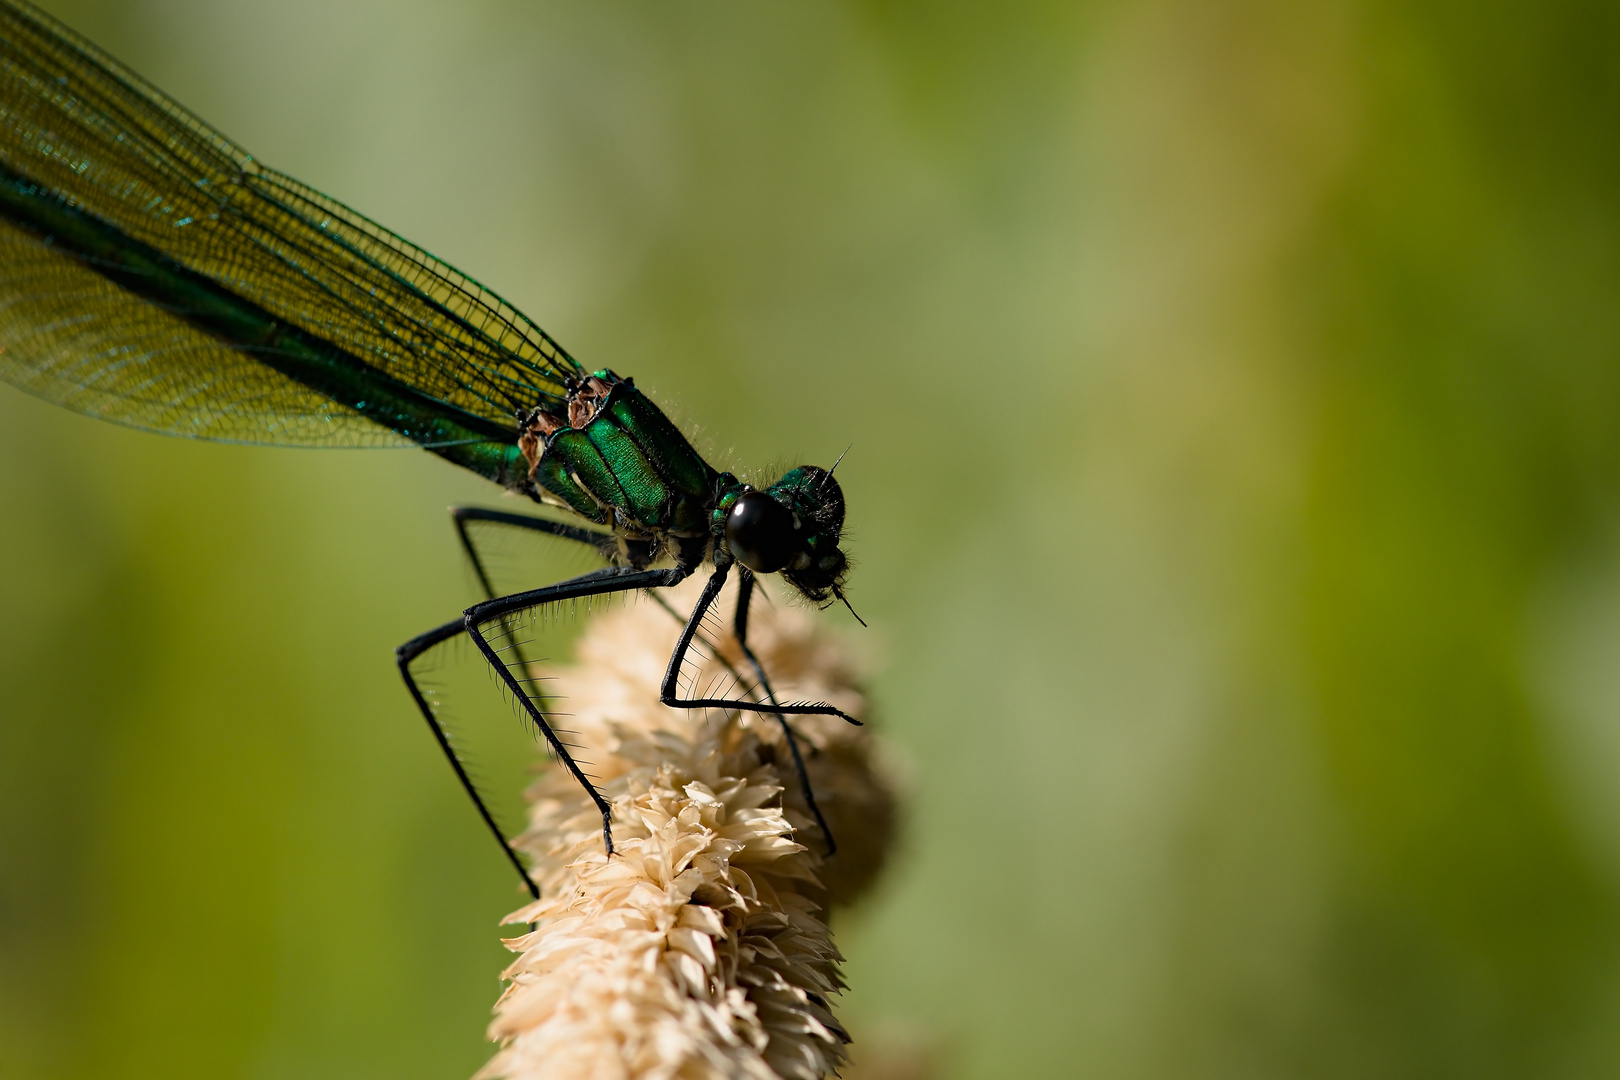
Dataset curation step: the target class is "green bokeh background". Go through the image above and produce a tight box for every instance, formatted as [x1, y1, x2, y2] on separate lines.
[6, 1, 1620, 1076]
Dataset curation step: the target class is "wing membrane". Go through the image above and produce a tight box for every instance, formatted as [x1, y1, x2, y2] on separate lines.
[0, 0, 582, 451]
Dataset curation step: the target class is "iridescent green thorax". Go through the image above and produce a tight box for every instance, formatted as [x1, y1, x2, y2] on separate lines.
[519, 371, 849, 597]
[521, 370, 720, 564]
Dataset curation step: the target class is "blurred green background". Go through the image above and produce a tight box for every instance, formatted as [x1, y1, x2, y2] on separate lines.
[5, 1, 1620, 1077]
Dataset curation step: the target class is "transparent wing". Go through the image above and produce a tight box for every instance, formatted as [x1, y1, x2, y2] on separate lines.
[0, 0, 582, 448]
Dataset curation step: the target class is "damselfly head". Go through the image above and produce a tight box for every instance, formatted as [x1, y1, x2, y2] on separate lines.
[725, 464, 849, 605]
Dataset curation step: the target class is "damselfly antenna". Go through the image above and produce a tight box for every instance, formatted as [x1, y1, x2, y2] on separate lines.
[822, 444, 852, 489]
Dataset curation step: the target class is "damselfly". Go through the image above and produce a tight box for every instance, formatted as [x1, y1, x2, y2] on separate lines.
[0, 0, 860, 899]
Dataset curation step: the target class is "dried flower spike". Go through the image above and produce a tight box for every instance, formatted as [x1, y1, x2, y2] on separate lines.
[480, 577, 896, 1080]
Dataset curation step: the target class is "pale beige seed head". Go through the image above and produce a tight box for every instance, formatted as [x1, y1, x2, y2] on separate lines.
[479, 576, 897, 1080]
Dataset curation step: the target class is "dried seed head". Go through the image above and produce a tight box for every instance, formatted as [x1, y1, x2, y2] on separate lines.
[480, 576, 898, 1080]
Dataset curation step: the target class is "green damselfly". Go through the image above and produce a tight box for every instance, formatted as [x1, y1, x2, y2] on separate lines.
[0, 0, 860, 898]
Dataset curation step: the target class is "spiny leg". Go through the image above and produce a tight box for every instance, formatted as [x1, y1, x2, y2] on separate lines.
[451, 506, 613, 601]
[464, 565, 691, 858]
[643, 581, 834, 853]
[399, 518, 615, 899]
[451, 505, 614, 717]
[659, 563, 864, 730]
[731, 569, 841, 857]
[398, 617, 542, 898]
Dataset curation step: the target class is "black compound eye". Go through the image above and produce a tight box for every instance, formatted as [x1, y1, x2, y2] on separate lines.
[726, 490, 798, 573]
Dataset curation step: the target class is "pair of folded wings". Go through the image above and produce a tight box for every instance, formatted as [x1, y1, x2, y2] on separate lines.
[0, 0, 581, 450]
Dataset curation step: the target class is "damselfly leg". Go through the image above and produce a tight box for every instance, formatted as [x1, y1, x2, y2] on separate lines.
[397, 516, 615, 900]
[734, 569, 840, 856]
[451, 506, 615, 702]
[459, 565, 692, 863]
[659, 563, 863, 729]
[450, 506, 615, 602]
[641, 570, 840, 855]
[397, 615, 543, 897]
[404, 513, 862, 896]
